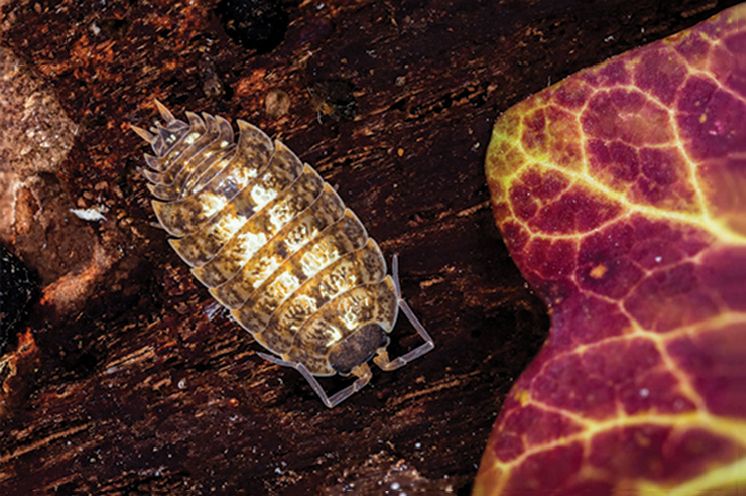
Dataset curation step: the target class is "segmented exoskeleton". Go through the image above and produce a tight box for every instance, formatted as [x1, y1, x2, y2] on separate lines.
[131, 101, 433, 407]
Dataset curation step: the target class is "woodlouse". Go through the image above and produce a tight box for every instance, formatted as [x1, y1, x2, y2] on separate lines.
[131, 101, 434, 407]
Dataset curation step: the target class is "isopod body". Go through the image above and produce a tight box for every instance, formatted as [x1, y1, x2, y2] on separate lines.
[132, 101, 433, 407]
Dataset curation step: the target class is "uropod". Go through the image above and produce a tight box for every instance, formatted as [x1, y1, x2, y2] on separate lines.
[131, 101, 434, 408]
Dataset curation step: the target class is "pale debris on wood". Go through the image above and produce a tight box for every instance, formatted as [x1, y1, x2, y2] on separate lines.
[69, 205, 108, 222]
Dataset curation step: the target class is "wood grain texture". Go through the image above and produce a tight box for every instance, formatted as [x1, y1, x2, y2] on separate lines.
[0, 0, 738, 494]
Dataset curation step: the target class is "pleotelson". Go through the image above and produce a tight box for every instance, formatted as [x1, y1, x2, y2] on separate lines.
[143, 112, 399, 376]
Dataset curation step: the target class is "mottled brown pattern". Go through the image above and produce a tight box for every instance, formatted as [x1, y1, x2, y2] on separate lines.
[0, 44, 104, 307]
[0, 47, 76, 177]
[139, 110, 399, 380]
[0, 0, 738, 493]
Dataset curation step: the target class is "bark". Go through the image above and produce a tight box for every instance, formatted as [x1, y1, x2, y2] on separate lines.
[0, 0, 737, 494]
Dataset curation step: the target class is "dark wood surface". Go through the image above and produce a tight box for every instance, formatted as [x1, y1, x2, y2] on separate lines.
[0, 1, 737, 494]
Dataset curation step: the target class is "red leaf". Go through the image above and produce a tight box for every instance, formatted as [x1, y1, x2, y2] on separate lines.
[477, 5, 746, 495]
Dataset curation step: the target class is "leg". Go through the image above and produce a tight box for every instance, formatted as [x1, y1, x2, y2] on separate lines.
[374, 256, 435, 372]
[257, 352, 372, 408]
[391, 253, 402, 296]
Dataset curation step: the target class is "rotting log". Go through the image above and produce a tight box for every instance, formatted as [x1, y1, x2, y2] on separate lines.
[0, 1, 738, 494]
